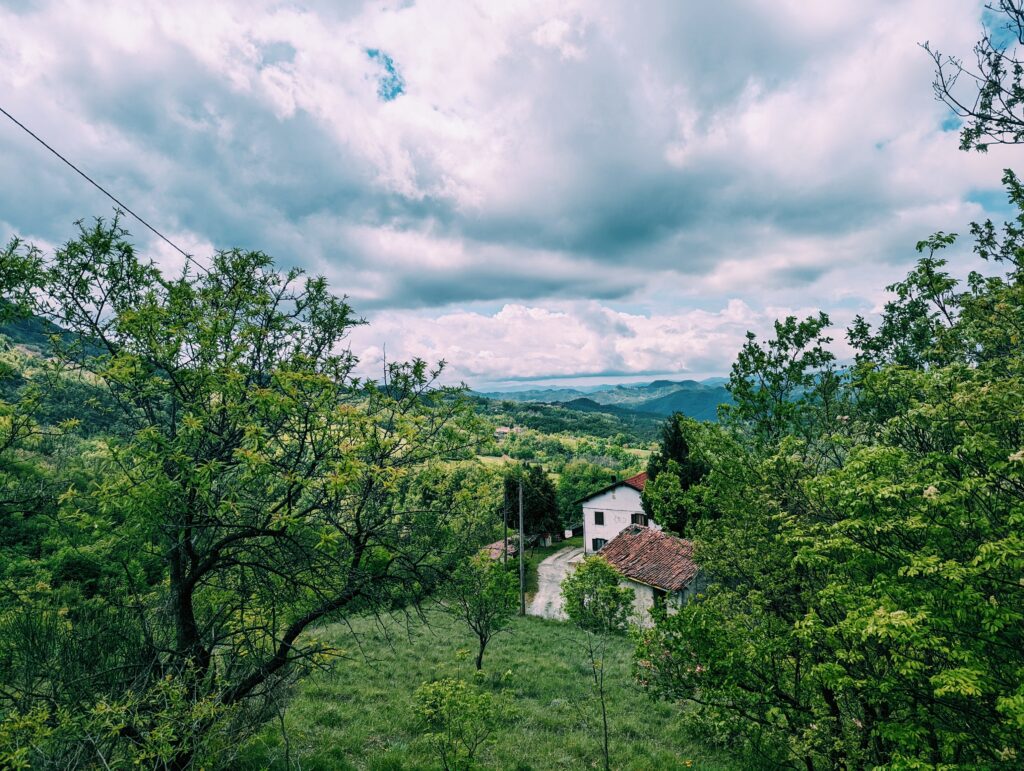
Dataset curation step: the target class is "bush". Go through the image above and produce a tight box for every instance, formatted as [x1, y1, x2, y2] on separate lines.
[414, 677, 511, 770]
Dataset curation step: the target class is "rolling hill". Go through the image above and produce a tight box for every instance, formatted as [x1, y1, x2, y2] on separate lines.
[479, 378, 732, 421]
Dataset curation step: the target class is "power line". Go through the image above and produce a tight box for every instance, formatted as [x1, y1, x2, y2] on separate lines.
[0, 104, 204, 271]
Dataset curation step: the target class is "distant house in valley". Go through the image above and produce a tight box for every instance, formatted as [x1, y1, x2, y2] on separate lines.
[578, 471, 657, 554]
[598, 524, 703, 623]
[493, 425, 524, 442]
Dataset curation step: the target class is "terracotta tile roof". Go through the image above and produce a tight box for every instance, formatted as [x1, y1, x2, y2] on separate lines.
[575, 471, 649, 505]
[481, 539, 518, 560]
[599, 525, 698, 592]
[622, 471, 648, 492]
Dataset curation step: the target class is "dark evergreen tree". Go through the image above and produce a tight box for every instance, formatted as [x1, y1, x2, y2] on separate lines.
[641, 414, 708, 535]
[502, 464, 560, 536]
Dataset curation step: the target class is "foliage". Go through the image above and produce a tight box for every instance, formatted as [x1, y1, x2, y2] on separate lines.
[442, 554, 518, 670]
[642, 414, 709, 536]
[555, 460, 617, 526]
[0, 238, 41, 323]
[502, 463, 560, 536]
[635, 181, 1024, 768]
[0, 219, 490, 767]
[926, 0, 1024, 152]
[561, 556, 634, 636]
[561, 556, 635, 771]
[721, 311, 842, 448]
[415, 677, 510, 770]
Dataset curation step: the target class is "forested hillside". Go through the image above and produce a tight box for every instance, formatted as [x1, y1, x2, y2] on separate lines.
[472, 394, 662, 441]
[479, 377, 732, 420]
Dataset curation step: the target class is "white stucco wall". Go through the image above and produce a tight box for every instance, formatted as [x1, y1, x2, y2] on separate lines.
[625, 579, 655, 624]
[622, 578, 699, 626]
[581, 486, 660, 554]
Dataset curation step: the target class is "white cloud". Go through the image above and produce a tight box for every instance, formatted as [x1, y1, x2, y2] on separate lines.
[0, 0, 1014, 387]
[350, 299, 813, 385]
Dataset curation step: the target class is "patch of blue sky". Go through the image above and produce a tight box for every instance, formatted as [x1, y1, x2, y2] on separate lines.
[982, 6, 1020, 50]
[941, 114, 962, 132]
[966, 187, 1015, 221]
[366, 48, 405, 101]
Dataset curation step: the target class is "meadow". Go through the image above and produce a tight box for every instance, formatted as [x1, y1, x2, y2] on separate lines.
[237, 609, 736, 770]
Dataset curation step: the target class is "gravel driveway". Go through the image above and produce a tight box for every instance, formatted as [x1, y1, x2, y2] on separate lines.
[528, 546, 583, 620]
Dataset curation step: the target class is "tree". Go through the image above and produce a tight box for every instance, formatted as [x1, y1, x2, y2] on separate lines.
[561, 557, 634, 771]
[442, 554, 518, 670]
[555, 461, 616, 526]
[414, 677, 510, 771]
[0, 219, 487, 767]
[641, 414, 708, 536]
[0, 238, 41, 322]
[635, 189, 1024, 767]
[927, 0, 1024, 152]
[721, 312, 843, 450]
[502, 463, 559, 536]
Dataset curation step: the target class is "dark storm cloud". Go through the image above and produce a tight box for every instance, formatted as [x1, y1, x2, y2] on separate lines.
[366, 259, 644, 309]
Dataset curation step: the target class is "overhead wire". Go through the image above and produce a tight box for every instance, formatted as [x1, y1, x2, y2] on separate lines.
[0, 104, 206, 273]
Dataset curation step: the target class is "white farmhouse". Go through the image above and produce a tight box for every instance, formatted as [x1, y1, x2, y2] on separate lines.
[599, 524, 703, 624]
[579, 471, 658, 554]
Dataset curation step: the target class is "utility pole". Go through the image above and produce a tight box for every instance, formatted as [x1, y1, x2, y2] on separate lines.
[518, 476, 526, 615]
[503, 492, 509, 568]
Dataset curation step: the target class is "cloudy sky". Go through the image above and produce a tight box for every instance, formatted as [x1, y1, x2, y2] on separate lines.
[0, 0, 1017, 388]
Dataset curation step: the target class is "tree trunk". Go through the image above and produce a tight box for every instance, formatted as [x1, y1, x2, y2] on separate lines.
[599, 670, 610, 771]
[476, 635, 487, 671]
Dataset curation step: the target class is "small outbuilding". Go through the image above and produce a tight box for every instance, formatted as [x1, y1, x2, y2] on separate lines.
[481, 538, 519, 560]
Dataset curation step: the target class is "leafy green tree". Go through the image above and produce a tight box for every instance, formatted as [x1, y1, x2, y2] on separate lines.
[635, 189, 1024, 767]
[415, 677, 510, 770]
[721, 312, 843, 450]
[926, 0, 1024, 152]
[0, 238, 41, 322]
[555, 461, 616, 526]
[502, 463, 560, 536]
[848, 232, 962, 370]
[442, 554, 518, 670]
[0, 219, 487, 768]
[642, 414, 708, 536]
[561, 557, 634, 771]
[0, 239, 60, 587]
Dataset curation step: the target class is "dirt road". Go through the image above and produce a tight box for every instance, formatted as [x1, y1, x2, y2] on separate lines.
[527, 546, 583, 620]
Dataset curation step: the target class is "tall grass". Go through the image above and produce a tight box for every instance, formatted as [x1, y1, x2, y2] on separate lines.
[237, 609, 735, 770]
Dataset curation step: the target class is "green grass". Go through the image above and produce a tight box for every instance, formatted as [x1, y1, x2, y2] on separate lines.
[236, 610, 735, 770]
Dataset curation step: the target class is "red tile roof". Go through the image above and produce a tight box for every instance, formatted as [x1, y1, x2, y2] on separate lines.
[599, 525, 698, 592]
[575, 471, 649, 504]
[481, 539, 519, 560]
[622, 471, 648, 492]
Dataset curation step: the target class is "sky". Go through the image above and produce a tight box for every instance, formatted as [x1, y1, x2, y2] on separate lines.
[0, 0, 1018, 389]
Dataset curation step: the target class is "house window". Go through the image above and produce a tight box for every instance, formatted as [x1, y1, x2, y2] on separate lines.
[631, 512, 647, 526]
[594, 511, 604, 526]
[653, 587, 668, 612]
[592, 538, 607, 551]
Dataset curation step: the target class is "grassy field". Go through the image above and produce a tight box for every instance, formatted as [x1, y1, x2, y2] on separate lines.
[237, 609, 735, 770]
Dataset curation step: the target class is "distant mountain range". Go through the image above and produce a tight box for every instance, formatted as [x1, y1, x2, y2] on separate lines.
[478, 377, 732, 421]
[0, 313, 734, 425]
